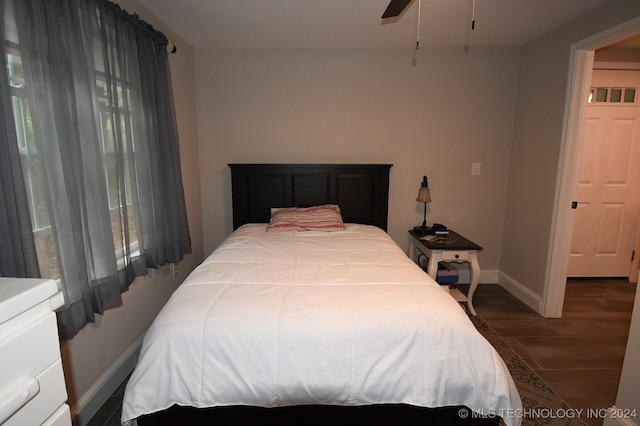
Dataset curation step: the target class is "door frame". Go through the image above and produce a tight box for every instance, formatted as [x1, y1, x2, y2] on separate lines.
[543, 16, 640, 318]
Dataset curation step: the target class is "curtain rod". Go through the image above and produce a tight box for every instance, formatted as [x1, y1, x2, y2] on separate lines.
[99, 0, 177, 54]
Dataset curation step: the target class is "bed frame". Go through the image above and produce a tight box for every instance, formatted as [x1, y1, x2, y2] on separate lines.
[138, 163, 500, 426]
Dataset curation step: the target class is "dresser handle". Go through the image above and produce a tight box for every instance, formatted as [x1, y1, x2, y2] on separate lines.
[0, 377, 40, 424]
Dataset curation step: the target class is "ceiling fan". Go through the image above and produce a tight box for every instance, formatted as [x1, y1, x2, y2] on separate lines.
[381, 0, 477, 49]
[381, 0, 413, 19]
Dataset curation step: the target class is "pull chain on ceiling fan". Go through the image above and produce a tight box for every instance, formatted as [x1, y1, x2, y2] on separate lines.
[471, 0, 476, 30]
[415, 0, 421, 50]
[381, 0, 477, 50]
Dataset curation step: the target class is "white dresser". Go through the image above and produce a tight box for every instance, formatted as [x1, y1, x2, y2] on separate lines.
[0, 278, 71, 426]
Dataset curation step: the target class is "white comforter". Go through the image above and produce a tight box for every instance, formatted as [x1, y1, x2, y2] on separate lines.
[121, 224, 522, 425]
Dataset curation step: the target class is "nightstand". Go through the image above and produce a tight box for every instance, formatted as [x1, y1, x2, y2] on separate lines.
[408, 229, 483, 316]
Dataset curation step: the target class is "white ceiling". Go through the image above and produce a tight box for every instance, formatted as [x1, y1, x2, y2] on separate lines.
[136, 0, 613, 50]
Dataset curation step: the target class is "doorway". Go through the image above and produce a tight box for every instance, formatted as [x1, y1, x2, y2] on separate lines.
[543, 16, 640, 318]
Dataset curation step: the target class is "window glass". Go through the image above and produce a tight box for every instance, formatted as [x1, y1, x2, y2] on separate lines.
[6, 48, 59, 278]
[610, 88, 622, 103]
[624, 88, 636, 103]
[5, 50, 140, 276]
[590, 86, 638, 104]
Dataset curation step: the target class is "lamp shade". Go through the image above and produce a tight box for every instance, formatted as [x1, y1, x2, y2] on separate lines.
[416, 186, 432, 203]
[414, 175, 431, 233]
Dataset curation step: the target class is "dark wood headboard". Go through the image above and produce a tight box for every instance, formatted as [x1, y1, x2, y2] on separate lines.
[229, 164, 392, 231]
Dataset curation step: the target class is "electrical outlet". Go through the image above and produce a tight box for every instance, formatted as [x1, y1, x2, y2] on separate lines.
[171, 263, 178, 278]
[471, 162, 481, 176]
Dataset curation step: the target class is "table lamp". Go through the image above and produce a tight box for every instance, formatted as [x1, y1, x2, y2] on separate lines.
[413, 175, 432, 234]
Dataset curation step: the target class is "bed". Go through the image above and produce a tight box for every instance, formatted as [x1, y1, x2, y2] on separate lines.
[121, 164, 522, 426]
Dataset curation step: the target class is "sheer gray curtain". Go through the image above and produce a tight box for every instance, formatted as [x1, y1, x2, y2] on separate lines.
[0, 0, 191, 340]
[0, 12, 40, 278]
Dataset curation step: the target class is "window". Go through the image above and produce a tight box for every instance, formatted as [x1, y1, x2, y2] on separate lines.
[6, 45, 142, 277]
[6, 47, 60, 278]
[589, 86, 637, 104]
[95, 75, 140, 264]
[1, 0, 191, 340]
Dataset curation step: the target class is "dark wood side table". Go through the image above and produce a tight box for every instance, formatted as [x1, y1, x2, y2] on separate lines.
[408, 229, 483, 316]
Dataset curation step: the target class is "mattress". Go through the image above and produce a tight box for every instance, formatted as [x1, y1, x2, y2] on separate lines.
[121, 224, 522, 425]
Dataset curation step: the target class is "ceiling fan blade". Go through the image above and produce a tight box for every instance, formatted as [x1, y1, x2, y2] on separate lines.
[381, 0, 412, 18]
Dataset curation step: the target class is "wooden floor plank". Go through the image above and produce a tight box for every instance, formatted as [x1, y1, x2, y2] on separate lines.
[463, 279, 637, 426]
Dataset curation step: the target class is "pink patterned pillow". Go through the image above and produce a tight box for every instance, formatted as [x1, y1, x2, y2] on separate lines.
[267, 204, 347, 232]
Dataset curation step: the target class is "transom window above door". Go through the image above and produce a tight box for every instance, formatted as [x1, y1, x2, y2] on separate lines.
[589, 86, 637, 104]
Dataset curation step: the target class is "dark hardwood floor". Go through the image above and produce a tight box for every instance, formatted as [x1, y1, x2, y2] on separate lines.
[468, 279, 637, 426]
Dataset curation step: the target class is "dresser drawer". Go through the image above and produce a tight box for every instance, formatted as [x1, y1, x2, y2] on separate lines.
[0, 279, 69, 426]
[440, 251, 471, 262]
[0, 307, 60, 387]
[42, 404, 71, 426]
[3, 360, 68, 426]
[0, 307, 64, 426]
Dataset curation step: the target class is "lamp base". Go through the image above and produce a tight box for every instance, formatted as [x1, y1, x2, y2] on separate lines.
[413, 225, 430, 235]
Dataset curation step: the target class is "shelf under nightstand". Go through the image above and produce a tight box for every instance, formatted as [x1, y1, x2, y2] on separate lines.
[407, 229, 483, 316]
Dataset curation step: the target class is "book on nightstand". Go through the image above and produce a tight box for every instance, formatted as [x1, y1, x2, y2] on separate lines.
[431, 223, 449, 235]
[418, 256, 459, 285]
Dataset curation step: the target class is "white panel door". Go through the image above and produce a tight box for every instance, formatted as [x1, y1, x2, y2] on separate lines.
[569, 70, 640, 277]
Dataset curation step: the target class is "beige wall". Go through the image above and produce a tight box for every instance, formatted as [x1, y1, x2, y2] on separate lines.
[501, 0, 640, 299]
[60, 0, 203, 417]
[195, 47, 519, 272]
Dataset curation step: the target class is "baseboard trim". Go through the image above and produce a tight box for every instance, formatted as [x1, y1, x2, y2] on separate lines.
[71, 333, 144, 426]
[498, 271, 543, 314]
[479, 268, 499, 284]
